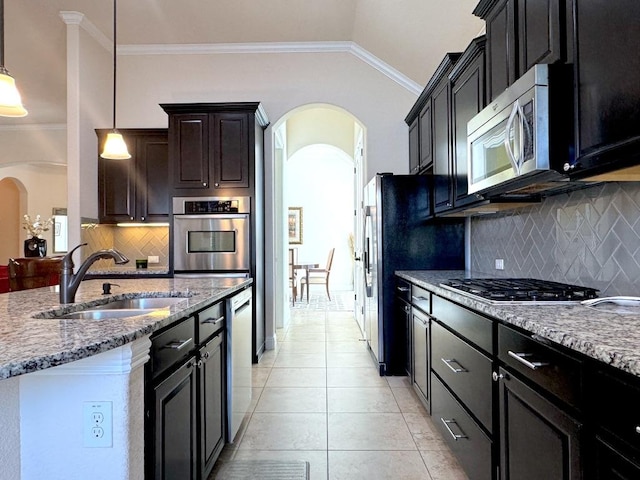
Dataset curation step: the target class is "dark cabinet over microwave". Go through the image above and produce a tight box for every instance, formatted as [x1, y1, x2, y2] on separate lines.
[160, 103, 269, 197]
[96, 128, 169, 224]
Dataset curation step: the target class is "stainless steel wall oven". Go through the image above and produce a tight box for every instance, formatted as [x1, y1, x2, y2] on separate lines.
[172, 196, 250, 275]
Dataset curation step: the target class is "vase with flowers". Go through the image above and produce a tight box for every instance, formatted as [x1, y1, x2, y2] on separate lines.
[23, 214, 53, 257]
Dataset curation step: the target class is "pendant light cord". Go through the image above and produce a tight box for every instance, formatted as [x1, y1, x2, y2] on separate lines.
[112, 0, 117, 131]
[0, 0, 6, 70]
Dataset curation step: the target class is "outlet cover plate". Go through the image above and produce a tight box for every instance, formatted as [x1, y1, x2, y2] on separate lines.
[83, 401, 113, 448]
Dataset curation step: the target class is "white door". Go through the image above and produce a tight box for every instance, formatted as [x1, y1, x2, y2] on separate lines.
[353, 130, 365, 334]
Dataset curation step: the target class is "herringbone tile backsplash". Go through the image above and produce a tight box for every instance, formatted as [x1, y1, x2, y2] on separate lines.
[81, 225, 169, 269]
[471, 182, 640, 296]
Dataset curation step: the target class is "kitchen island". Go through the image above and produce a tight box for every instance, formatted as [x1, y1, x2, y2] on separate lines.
[0, 276, 251, 480]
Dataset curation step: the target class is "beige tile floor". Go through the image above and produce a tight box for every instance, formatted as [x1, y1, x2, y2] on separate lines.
[211, 307, 469, 480]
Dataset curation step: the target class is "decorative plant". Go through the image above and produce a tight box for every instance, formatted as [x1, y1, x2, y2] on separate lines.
[23, 214, 53, 238]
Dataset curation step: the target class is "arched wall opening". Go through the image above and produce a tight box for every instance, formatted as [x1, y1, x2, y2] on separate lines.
[0, 177, 28, 261]
[266, 103, 366, 344]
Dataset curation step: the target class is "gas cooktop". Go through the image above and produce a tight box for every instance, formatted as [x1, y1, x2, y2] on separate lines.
[440, 278, 599, 304]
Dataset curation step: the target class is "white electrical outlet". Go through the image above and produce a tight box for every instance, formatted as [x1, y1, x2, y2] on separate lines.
[83, 401, 113, 448]
[147, 255, 160, 264]
[495, 259, 505, 270]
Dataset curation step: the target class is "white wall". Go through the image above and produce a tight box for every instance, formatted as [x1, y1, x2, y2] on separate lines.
[116, 50, 415, 181]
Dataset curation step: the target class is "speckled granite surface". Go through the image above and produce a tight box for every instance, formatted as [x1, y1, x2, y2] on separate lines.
[397, 270, 640, 378]
[0, 277, 250, 379]
[87, 266, 170, 276]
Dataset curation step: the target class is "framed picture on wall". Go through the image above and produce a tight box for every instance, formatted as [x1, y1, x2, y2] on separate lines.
[288, 207, 303, 245]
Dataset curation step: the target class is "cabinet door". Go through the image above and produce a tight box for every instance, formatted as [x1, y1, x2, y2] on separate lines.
[98, 152, 135, 223]
[572, 0, 640, 173]
[593, 436, 640, 480]
[408, 116, 420, 174]
[199, 332, 225, 479]
[517, 0, 563, 75]
[152, 357, 198, 480]
[499, 367, 582, 480]
[171, 113, 210, 190]
[419, 100, 433, 171]
[136, 134, 169, 222]
[211, 113, 250, 189]
[485, 0, 516, 101]
[451, 46, 485, 208]
[432, 78, 454, 212]
[395, 298, 412, 377]
[412, 310, 429, 410]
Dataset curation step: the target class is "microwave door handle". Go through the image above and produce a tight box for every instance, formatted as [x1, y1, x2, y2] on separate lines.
[516, 102, 528, 171]
[504, 102, 521, 175]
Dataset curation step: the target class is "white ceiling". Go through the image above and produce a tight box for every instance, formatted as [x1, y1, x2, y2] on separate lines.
[3, 0, 483, 126]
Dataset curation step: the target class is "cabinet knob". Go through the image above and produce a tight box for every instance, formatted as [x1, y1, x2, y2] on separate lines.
[214, 183, 219, 187]
[141, 216, 145, 221]
[492, 371, 504, 382]
[636, 426, 640, 434]
[203, 182, 207, 187]
[130, 216, 134, 221]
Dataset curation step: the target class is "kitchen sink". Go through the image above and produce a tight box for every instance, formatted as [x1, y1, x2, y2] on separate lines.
[60, 309, 158, 320]
[86, 297, 187, 310]
[35, 295, 192, 320]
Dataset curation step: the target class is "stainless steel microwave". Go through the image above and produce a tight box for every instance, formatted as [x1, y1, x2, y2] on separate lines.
[467, 64, 575, 196]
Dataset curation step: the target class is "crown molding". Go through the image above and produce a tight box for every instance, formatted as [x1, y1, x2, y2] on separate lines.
[120, 41, 422, 95]
[59, 11, 112, 53]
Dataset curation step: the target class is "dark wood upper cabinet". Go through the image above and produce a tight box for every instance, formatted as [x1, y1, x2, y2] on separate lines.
[97, 129, 169, 224]
[161, 103, 269, 197]
[569, 0, 640, 178]
[408, 116, 420, 174]
[449, 36, 486, 209]
[474, 0, 565, 102]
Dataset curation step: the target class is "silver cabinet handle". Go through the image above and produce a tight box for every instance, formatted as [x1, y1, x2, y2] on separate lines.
[440, 418, 468, 441]
[636, 426, 640, 434]
[441, 358, 467, 373]
[397, 286, 410, 292]
[508, 351, 549, 370]
[203, 316, 224, 326]
[164, 339, 192, 351]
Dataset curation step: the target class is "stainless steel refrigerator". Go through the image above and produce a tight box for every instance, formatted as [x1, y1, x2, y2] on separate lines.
[363, 173, 465, 375]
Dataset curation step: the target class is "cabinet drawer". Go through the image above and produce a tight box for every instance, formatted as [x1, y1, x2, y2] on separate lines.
[197, 302, 225, 344]
[151, 316, 196, 380]
[432, 321, 493, 432]
[592, 369, 640, 450]
[498, 324, 582, 410]
[432, 376, 493, 480]
[432, 295, 493, 353]
[396, 278, 412, 303]
[411, 285, 431, 314]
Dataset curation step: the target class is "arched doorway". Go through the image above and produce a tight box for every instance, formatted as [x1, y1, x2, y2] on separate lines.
[266, 104, 366, 348]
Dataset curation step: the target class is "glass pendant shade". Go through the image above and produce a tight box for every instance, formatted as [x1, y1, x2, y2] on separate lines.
[101, 131, 131, 159]
[0, 69, 27, 117]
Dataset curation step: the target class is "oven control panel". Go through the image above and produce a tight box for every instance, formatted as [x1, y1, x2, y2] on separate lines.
[173, 196, 250, 214]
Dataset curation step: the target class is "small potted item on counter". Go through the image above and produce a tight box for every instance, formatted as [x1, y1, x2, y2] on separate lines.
[135, 259, 148, 269]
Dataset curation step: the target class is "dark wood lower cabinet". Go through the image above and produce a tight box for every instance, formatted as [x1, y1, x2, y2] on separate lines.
[152, 357, 198, 480]
[199, 332, 225, 479]
[592, 436, 640, 480]
[498, 367, 582, 480]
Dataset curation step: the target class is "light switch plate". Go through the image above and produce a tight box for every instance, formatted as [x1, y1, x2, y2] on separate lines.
[147, 255, 159, 264]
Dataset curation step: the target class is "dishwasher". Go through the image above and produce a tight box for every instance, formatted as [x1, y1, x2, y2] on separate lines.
[226, 287, 253, 442]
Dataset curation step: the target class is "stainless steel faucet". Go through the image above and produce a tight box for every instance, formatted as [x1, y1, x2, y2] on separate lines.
[60, 243, 129, 303]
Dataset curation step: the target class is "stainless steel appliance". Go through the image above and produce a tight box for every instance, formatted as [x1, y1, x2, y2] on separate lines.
[363, 174, 465, 375]
[440, 278, 599, 305]
[467, 64, 574, 196]
[172, 196, 250, 274]
[226, 287, 252, 442]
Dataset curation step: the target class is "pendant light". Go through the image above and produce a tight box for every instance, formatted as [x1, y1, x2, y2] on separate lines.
[0, 0, 27, 117]
[101, 0, 130, 159]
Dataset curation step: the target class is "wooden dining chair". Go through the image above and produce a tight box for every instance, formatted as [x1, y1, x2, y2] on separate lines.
[288, 247, 299, 305]
[300, 247, 335, 301]
[8, 257, 64, 291]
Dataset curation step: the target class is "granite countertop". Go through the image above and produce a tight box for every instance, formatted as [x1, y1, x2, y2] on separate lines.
[397, 270, 640, 378]
[0, 277, 251, 380]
